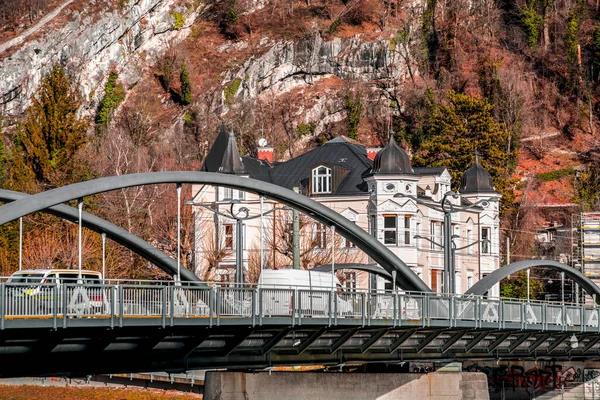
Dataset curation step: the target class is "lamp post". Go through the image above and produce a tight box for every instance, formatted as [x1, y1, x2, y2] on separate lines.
[187, 199, 292, 285]
[414, 234, 489, 294]
[396, 191, 496, 294]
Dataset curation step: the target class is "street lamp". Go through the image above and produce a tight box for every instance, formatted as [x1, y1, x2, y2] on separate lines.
[395, 191, 496, 294]
[187, 199, 291, 286]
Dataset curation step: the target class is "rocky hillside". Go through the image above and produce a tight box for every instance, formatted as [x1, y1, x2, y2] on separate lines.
[1, 0, 600, 268]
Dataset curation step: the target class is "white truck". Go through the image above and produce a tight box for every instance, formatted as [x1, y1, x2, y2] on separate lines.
[257, 269, 355, 317]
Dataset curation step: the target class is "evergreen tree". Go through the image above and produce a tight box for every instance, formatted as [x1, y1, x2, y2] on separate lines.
[96, 71, 125, 131]
[412, 91, 517, 213]
[8, 64, 89, 190]
[180, 61, 192, 105]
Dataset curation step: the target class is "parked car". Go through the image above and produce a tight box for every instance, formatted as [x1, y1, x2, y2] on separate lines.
[6, 269, 106, 315]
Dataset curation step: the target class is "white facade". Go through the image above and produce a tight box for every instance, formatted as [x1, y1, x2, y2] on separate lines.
[191, 135, 501, 295]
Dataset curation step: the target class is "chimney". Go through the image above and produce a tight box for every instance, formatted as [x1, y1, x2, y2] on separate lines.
[257, 138, 273, 163]
[367, 147, 381, 160]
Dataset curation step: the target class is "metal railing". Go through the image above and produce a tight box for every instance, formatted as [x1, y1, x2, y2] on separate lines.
[0, 281, 599, 332]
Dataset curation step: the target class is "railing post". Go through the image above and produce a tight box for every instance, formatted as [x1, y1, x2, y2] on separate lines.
[258, 288, 263, 326]
[425, 295, 430, 327]
[499, 300, 503, 330]
[161, 287, 167, 329]
[119, 285, 124, 328]
[449, 296, 455, 328]
[361, 294, 366, 327]
[399, 294, 404, 327]
[334, 291, 338, 326]
[393, 292, 397, 327]
[252, 289, 256, 327]
[562, 304, 567, 332]
[521, 302, 525, 330]
[581, 303, 585, 333]
[110, 285, 115, 330]
[0, 283, 5, 331]
[216, 287, 221, 326]
[62, 283, 68, 329]
[52, 283, 58, 330]
[292, 289, 297, 327]
[328, 291, 332, 327]
[169, 285, 175, 327]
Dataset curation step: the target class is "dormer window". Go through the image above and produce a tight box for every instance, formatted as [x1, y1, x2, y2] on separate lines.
[312, 166, 332, 194]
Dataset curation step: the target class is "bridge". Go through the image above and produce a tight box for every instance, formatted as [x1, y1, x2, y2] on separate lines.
[1, 172, 600, 379]
[1, 281, 600, 377]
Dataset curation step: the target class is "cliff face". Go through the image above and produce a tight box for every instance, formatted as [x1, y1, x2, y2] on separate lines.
[0, 0, 199, 117]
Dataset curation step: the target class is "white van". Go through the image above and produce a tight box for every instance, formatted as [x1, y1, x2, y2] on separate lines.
[7, 269, 106, 314]
[257, 269, 355, 317]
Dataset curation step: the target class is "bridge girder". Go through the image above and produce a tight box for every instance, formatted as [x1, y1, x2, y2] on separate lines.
[465, 260, 600, 304]
[0, 172, 430, 292]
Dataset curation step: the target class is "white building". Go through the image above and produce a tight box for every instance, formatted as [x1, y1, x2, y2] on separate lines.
[190, 125, 501, 295]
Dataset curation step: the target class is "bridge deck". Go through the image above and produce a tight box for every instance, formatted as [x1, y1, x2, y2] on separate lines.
[0, 282, 598, 377]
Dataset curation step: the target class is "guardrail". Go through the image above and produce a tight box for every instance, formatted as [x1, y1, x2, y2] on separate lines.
[0, 282, 598, 332]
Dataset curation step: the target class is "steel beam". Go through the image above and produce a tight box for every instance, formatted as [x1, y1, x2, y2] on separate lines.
[258, 328, 292, 356]
[546, 334, 570, 354]
[507, 334, 531, 353]
[219, 329, 255, 357]
[325, 328, 359, 355]
[282, 328, 327, 356]
[176, 330, 213, 358]
[527, 333, 550, 354]
[464, 332, 489, 353]
[583, 336, 600, 354]
[486, 332, 511, 353]
[416, 331, 440, 353]
[386, 329, 416, 354]
[441, 331, 466, 353]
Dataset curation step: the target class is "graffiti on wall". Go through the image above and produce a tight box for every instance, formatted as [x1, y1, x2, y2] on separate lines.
[463, 362, 583, 394]
[585, 369, 600, 399]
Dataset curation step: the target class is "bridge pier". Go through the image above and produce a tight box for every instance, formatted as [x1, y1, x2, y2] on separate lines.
[203, 371, 489, 400]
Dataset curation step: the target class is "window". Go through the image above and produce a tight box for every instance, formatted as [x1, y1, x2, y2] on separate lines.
[430, 221, 443, 250]
[403, 215, 411, 245]
[221, 187, 233, 200]
[343, 272, 357, 291]
[481, 227, 490, 254]
[383, 215, 397, 245]
[431, 269, 443, 293]
[467, 273, 474, 289]
[314, 222, 327, 248]
[312, 166, 332, 194]
[224, 224, 233, 249]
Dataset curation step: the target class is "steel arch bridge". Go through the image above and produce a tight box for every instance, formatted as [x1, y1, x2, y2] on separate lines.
[0, 189, 200, 283]
[466, 260, 600, 304]
[0, 172, 429, 292]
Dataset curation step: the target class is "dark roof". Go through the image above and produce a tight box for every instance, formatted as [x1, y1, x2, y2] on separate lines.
[458, 155, 497, 194]
[200, 123, 247, 175]
[370, 135, 414, 175]
[241, 157, 272, 182]
[268, 139, 372, 195]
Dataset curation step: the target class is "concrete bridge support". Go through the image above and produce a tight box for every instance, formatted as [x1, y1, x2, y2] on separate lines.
[203, 371, 489, 400]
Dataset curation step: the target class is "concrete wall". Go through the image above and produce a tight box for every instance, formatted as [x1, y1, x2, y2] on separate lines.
[204, 371, 489, 400]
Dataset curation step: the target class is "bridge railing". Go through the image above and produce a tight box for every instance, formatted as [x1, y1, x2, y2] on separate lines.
[0, 282, 598, 332]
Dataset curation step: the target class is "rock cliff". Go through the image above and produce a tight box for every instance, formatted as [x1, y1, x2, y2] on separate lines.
[0, 0, 199, 117]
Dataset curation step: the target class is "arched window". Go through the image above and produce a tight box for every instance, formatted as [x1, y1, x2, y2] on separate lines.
[312, 166, 332, 194]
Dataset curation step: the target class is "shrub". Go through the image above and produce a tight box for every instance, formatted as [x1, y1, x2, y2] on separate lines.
[180, 61, 192, 105]
[171, 12, 185, 30]
[345, 91, 363, 140]
[96, 71, 125, 130]
[296, 122, 316, 137]
[520, 6, 542, 47]
[224, 79, 241, 104]
[537, 167, 575, 182]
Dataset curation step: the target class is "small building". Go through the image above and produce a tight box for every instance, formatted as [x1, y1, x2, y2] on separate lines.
[190, 125, 501, 295]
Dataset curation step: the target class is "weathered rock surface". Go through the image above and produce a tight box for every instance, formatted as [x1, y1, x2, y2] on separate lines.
[0, 0, 198, 117]
[228, 33, 415, 103]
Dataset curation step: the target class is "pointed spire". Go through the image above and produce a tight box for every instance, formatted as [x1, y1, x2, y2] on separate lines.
[200, 122, 247, 175]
